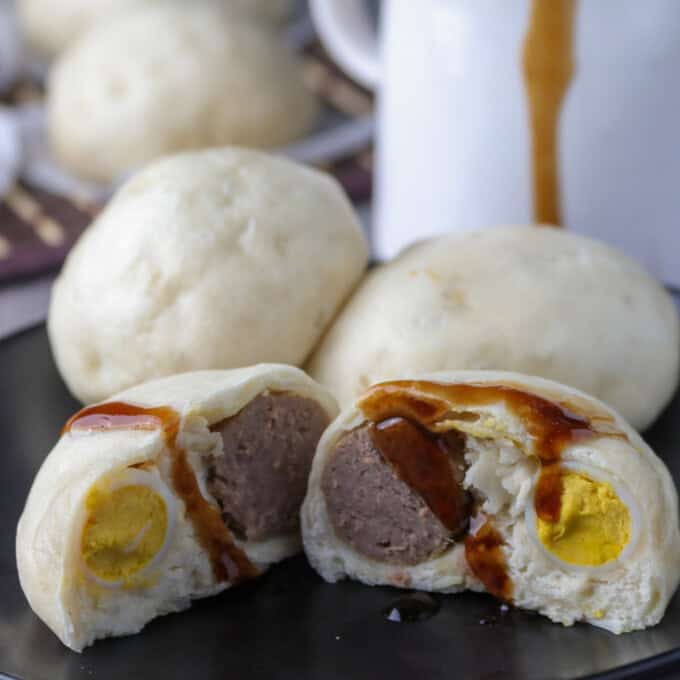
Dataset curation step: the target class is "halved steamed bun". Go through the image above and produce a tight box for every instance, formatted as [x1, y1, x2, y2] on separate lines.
[17, 365, 338, 651]
[302, 371, 680, 633]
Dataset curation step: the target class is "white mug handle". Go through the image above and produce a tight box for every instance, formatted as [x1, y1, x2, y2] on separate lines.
[309, 0, 381, 89]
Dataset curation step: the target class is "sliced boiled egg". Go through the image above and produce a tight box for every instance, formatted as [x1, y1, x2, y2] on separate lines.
[525, 462, 640, 573]
[80, 467, 176, 587]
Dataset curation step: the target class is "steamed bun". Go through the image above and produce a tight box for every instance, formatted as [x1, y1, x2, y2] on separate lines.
[47, 1, 316, 182]
[48, 147, 368, 403]
[308, 226, 679, 430]
[18, 0, 296, 59]
[17, 366, 338, 651]
[302, 370, 680, 633]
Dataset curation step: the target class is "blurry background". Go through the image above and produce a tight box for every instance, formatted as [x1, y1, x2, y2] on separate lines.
[1, 0, 679, 339]
[0, 0, 375, 338]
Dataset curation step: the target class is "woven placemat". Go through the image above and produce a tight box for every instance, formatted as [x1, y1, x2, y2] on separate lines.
[0, 40, 374, 284]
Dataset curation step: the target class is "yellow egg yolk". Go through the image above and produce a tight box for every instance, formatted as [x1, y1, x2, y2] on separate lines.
[81, 484, 167, 583]
[536, 471, 630, 567]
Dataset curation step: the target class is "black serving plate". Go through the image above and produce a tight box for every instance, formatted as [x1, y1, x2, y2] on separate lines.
[2, 325, 680, 680]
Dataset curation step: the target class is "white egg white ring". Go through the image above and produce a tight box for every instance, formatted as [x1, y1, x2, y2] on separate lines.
[524, 462, 641, 574]
[79, 467, 177, 588]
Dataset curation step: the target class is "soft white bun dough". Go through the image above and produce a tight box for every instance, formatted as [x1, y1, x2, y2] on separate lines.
[48, 147, 368, 404]
[17, 365, 338, 652]
[308, 226, 679, 430]
[18, 0, 296, 60]
[47, 1, 316, 182]
[302, 370, 680, 633]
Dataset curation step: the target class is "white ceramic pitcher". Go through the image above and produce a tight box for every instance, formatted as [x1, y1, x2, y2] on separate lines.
[311, 0, 680, 286]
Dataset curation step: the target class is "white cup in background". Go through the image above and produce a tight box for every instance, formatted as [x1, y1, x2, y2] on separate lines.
[310, 0, 680, 287]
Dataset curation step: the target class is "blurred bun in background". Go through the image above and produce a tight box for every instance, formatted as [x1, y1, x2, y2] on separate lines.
[46, 1, 317, 183]
[17, 0, 296, 59]
[234, 0, 296, 25]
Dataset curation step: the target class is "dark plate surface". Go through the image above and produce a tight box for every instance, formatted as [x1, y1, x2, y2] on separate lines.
[1, 325, 680, 680]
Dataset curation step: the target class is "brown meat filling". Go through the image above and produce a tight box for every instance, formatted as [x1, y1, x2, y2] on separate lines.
[322, 422, 470, 566]
[207, 392, 330, 542]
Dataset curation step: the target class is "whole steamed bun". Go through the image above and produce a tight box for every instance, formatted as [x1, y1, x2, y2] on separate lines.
[18, 0, 296, 59]
[47, 1, 316, 183]
[308, 226, 680, 431]
[48, 147, 368, 404]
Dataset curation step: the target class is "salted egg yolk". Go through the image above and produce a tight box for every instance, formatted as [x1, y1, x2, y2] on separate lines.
[81, 484, 167, 583]
[536, 471, 631, 567]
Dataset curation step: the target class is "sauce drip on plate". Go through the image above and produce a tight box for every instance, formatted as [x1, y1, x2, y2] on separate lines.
[383, 592, 440, 623]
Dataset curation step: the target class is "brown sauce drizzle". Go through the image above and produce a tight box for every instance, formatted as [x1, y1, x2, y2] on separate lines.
[358, 381, 605, 464]
[369, 417, 468, 534]
[533, 465, 564, 523]
[63, 401, 179, 436]
[464, 520, 513, 601]
[64, 401, 258, 584]
[358, 380, 623, 600]
[521, 0, 577, 225]
[170, 447, 257, 583]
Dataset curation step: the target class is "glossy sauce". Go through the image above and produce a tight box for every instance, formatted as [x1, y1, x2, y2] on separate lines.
[358, 381, 605, 464]
[64, 401, 179, 436]
[464, 520, 513, 601]
[65, 401, 258, 584]
[170, 447, 257, 583]
[369, 417, 468, 534]
[533, 464, 564, 522]
[358, 380, 622, 600]
[465, 520, 512, 601]
[521, 0, 577, 225]
[383, 592, 440, 623]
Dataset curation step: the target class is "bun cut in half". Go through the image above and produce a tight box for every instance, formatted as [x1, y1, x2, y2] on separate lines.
[302, 370, 680, 634]
[17, 366, 337, 651]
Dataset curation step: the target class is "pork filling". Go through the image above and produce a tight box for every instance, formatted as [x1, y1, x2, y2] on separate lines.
[208, 392, 330, 542]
